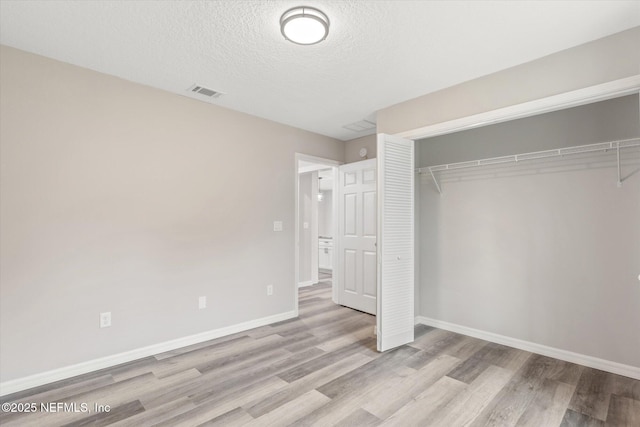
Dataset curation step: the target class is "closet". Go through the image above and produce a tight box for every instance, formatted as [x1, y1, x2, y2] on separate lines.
[413, 94, 640, 368]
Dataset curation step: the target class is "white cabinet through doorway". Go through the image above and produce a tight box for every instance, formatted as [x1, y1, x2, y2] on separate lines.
[319, 238, 333, 270]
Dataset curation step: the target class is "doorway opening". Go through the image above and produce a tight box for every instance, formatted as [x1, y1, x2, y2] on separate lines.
[295, 153, 381, 322]
[294, 154, 340, 314]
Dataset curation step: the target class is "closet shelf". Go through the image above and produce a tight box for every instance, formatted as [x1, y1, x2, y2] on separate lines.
[417, 138, 640, 194]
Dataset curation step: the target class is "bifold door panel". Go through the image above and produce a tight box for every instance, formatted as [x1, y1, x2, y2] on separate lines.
[377, 134, 415, 352]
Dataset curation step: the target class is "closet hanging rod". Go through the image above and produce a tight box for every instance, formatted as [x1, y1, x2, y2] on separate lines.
[417, 137, 640, 194]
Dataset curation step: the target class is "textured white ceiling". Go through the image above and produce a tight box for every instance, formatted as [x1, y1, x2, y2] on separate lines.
[1, 1, 638, 141]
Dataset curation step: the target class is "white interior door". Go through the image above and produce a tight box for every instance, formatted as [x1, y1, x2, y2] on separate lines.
[377, 133, 415, 352]
[337, 159, 377, 314]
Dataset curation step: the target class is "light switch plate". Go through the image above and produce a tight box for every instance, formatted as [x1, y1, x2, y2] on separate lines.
[303, 222, 309, 229]
[273, 221, 283, 232]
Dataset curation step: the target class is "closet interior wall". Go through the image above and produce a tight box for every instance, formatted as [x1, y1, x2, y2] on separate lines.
[416, 94, 640, 367]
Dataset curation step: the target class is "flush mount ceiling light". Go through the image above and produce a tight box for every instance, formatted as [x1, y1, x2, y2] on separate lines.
[280, 6, 329, 45]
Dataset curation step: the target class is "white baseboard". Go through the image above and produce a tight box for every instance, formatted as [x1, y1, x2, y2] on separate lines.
[415, 316, 640, 380]
[298, 280, 314, 288]
[0, 310, 297, 397]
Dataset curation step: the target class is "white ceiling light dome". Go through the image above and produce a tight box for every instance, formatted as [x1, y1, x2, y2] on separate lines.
[280, 6, 330, 45]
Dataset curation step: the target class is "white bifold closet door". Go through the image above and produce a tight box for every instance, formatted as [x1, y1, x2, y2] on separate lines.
[376, 133, 415, 352]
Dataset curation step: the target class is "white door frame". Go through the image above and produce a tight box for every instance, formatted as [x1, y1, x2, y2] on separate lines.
[396, 76, 640, 141]
[294, 153, 341, 316]
[382, 76, 639, 341]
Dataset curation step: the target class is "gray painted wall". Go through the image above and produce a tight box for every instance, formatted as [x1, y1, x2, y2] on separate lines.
[298, 173, 312, 284]
[417, 95, 640, 367]
[0, 46, 344, 382]
[298, 171, 319, 284]
[318, 190, 333, 238]
[378, 27, 640, 136]
[344, 134, 376, 163]
[418, 95, 640, 165]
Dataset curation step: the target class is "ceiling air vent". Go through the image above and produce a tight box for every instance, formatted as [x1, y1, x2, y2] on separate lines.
[343, 119, 376, 133]
[188, 84, 224, 99]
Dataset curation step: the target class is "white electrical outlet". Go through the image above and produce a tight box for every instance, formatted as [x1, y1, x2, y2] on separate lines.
[273, 221, 283, 232]
[199, 296, 207, 309]
[100, 312, 111, 328]
[267, 285, 273, 296]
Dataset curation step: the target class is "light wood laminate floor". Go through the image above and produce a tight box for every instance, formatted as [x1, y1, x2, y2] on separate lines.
[1, 282, 639, 426]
